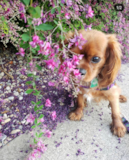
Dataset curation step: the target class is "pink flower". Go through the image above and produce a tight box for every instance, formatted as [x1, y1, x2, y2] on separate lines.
[45, 99, 51, 107]
[33, 35, 39, 43]
[86, 6, 94, 18]
[32, 18, 42, 26]
[51, 111, 56, 120]
[20, 13, 27, 23]
[44, 59, 57, 70]
[73, 69, 80, 76]
[65, 13, 70, 19]
[37, 140, 47, 153]
[39, 118, 44, 123]
[48, 81, 55, 86]
[44, 42, 51, 51]
[44, 130, 52, 138]
[64, 76, 69, 84]
[29, 61, 33, 67]
[0, 117, 3, 123]
[16, 48, 25, 57]
[29, 41, 37, 48]
[38, 42, 51, 56]
[26, 113, 35, 125]
[66, 0, 72, 6]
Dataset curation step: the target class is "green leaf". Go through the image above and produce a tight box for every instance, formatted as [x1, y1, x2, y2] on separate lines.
[28, 18, 32, 25]
[34, 138, 37, 144]
[26, 89, 33, 94]
[36, 101, 41, 105]
[26, 81, 32, 85]
[21, 33, 30, 42]
[57, 7, 61, 13]
[31, 101, 36, 105]
[34, 6, 41, 18]
[62, 19, 66, 22]
[35, 45, 40, 51]
[36, 23, 54, 31]
[33, 75, 39, 79]
[37, 122, 42, 126]
[39, 114, 44, 119]
[20, 0, 30, 6]
[31, 48, 36, 53]
[38, 132, 43, 138]
[36, 64, 42, 71]
[39, 105, 43, 109]
[28, 6, 41, 18]
[59, 35, 65, 40]
[34, 118, 37, 125]
[34, 106, 38, 112]
[1, 16, 5, 21]
[27, 73, 33, 77]
[51, 8, 55, 14]
[31, 125, 36, 129]
[33, 90, 41, 96]
[32, 82, 36, 88]
[60, 3, 64, 7]
[53, 20, 58, 25]
[19, 40, 29, 49]
[36, 132, 38, 138]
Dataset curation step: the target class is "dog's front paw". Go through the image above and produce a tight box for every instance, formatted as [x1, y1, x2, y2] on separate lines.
[119, 95, 127, 103]
[68, 109, 83, 121]
[111, 122, 126, 137]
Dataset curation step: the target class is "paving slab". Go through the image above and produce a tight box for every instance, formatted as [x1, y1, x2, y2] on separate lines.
[0, 63, 129, 160]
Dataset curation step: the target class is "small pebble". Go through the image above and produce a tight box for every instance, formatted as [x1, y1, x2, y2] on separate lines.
[3, 114, 8, 119]
[8, 96, 14, 101]
[14, 92, 19, 96]
[6, 86, 10, 90]
[11, 129, 21, 134]
[19, 96, 23, 100]
[2, 118, 11, 124]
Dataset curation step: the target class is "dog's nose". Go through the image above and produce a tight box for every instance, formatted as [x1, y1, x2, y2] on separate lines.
[79, 68, 87, 75]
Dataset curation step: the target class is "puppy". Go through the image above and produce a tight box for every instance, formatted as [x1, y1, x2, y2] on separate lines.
[61, 29, 127, 137]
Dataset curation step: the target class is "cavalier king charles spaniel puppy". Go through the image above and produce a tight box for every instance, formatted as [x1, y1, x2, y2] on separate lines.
[61, 29, 127, 137]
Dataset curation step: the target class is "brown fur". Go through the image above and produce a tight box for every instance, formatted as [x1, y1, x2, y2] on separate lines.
[61, 29, 127, 137]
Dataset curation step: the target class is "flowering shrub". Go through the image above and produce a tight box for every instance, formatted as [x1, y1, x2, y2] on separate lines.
[0, 0, 95, 159]
[0, 0, 28, 47]
[84, 0, 129, 61]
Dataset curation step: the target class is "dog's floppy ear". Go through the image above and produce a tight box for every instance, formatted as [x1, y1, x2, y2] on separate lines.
[99, 34, 122, 87]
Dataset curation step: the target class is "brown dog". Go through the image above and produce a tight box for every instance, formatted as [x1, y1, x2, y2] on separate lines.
[61, 29, 127, 137]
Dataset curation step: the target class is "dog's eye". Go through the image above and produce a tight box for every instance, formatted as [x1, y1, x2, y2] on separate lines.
[91, 57, 101, 63]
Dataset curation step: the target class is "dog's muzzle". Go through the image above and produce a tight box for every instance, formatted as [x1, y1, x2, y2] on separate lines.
[79, 68, 87, 75]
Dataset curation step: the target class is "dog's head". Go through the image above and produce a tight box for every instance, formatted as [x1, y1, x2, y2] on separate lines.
[66, 30, 122, 87]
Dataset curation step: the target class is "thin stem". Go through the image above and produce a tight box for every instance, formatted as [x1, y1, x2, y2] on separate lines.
[30, 0, 33, 6]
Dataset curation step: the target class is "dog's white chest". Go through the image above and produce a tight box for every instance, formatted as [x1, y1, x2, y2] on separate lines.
[83, 93, 93, 103]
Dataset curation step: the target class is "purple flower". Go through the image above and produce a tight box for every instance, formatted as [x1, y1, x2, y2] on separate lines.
[19, 3, 25, 13]
[20, 68, 26, 75]
[66, 0, 72, 6]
